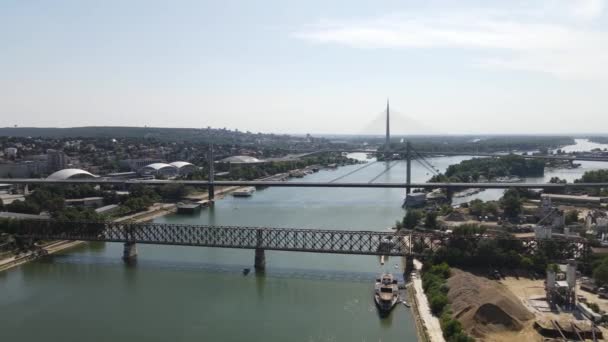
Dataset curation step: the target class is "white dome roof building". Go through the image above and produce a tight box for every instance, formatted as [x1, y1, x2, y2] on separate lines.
[47, 168, 97, 180]
[169, 161, 196, 176]
[139, 163, 178, 178]
[219, 156, 263, 164]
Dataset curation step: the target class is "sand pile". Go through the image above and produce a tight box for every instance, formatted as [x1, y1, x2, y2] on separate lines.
[447, 269, 534, 338]
[443, 211, 468, 222]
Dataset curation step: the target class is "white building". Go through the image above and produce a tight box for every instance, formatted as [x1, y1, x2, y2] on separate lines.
[169, 161, 196, 176]
[47, 168, 97, 180]
[139, 163, 178, 178]
[4, 147, 17, 158]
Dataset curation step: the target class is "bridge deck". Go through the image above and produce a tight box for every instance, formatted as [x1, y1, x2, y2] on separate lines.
[1, 178, 608, 189]
[10, 220, 588, 259]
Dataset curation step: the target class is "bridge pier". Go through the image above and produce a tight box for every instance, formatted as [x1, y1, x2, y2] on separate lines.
[208, 144, 215, 201]
[208, 185, 215, 201]
[446, 187, 454, 203]
[123, 242, 137, 261]
[254, 248, 266, 270]
[404, 257, 414, 275]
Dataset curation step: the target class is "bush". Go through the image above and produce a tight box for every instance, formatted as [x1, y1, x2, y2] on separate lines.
[403, 210, 423, 229]
[565, 210, 579, 225]
[441, 310, 463, 338]
[501, 188, 523, 218]
[469, 199, 484, 216]
[422, 262, 475, 341]
[430, 294, 449, 315]
[430, 262, 451, 279]
[425, 211, 438, 229]
[394, 220, 403, 230]
[485, 201, 499, 216]
[440, 205, 453, 215]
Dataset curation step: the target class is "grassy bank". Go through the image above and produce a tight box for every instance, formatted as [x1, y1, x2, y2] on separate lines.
[422, 262, 474, 342]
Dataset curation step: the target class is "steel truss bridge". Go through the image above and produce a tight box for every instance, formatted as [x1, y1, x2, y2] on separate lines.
[12, 220, 589, 264]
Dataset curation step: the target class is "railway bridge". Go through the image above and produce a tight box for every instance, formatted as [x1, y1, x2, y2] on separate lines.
[9, 220, 590, 270]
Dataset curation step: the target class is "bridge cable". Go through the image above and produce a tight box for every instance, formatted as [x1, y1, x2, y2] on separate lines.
[368, 161, 401, 183]
[410, 146, 440, 176]
[328, 160, 379, 183]
[414, 153, 439, 176]
[411, 151, 437, 174]
[414, 158, 438, 177]
[412, 148, 440, 175]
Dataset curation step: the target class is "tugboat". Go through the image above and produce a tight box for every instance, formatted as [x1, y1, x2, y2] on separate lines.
[374, 273, 399, 315]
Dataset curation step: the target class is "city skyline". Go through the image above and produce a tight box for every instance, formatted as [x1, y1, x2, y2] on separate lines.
[1, 0, 607, 134]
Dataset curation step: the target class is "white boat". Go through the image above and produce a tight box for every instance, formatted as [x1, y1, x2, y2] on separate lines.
[374, 273, 399, 315]
[232, 187, 256, 197]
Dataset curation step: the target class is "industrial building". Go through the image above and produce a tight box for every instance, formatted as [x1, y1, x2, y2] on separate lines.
[545, 260, 577, 310]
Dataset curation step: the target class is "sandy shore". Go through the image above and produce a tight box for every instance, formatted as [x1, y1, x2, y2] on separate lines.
[412, 260, 446, 342]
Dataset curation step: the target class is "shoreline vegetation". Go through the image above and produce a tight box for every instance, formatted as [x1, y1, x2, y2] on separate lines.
[429, 155, 545, 183]
[381, 136, 575, 154]
[0, 156, 357, 272]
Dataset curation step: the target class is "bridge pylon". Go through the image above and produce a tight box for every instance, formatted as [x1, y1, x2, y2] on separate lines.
[254, 248, 266, 270]
[123, 242, 137, 261]
[254, 229, 265, 270]
[208, 144, 215, 201]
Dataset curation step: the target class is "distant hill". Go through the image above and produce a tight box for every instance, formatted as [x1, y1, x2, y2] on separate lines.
[0, 126, 286, 142]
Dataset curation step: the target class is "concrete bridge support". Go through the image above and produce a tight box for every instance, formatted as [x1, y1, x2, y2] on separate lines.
[208, 185, 215, 201]
[208, 144, 215, 201]
[404, 257, 414, 275]
[446, 188, 454, 203]
[254, 248, 266, 270]
[123, 242, 137, 261]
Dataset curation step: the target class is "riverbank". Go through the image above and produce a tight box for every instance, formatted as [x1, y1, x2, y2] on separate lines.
[0, 240, 85, 272]
[412, 260, 446, 342]
[0, 182, 285, 273]
[408, 282, 431, 342]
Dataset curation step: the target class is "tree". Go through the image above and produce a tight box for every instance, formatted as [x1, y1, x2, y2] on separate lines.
[593, 259, 608, 286]
[425, 211, 438, 229]
[520, 256, 533, 270]
[394, 220, 403, 230]
[158, 183, 191, 200]
[565, 210, 579, 225]
[485, 202, 499, 216]
[439, 205, 453, 216]
[403, 210, 423, 229]
[501, 188, 522, 218]
[5, 200, 40, 214]
[469, 199, 485, 216]
[429, 294, 448, 315]
[440, 312, 464, 339]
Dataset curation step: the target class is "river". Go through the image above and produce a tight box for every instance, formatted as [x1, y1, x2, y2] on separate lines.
[1, 139, 606, 341]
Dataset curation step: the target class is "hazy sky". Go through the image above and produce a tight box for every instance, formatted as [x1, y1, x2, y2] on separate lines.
[1, 0, 607, 135]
